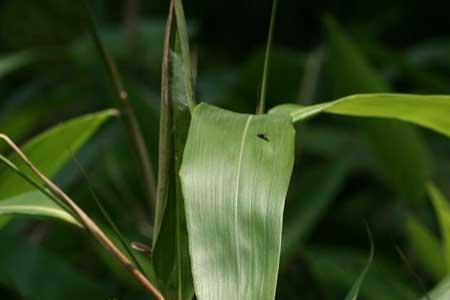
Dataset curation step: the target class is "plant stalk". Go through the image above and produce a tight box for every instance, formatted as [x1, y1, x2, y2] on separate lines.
[258, 0, 279, 114]
[0, 134, 165, 300]
[82, 1, 157, 212]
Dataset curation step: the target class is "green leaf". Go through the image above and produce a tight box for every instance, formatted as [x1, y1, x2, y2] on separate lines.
[152, 51, 194, 299]
[0, 109, 118, 200]
[317, 16, 432, 202]
[152, 6, 194, 298]
[269, 93, 450, 137]
[0, 51, 34, 78]
[423, 276, 450, 300]
[173, 0, 196, 111]
[0, 232, 108, 299]
[344, 234, 374, 300]
[429, 183, 450, 274]
[305, 247, 419, 300]
[180, 103, 295, 300]
[405, 215, 446, 280]
[0, 191, 80, 226]
[281, 157, 353, 263]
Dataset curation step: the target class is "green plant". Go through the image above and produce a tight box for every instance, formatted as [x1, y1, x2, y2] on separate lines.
[1, 0, 450, 299]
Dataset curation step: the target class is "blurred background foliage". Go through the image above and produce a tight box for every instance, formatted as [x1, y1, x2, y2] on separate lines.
[0, 0, 450, 299]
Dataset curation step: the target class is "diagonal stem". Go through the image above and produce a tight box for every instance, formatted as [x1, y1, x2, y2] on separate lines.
[82, 1, 157, 213]
[0, 134, 165, 300]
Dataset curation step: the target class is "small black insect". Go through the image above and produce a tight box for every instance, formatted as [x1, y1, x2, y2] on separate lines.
[257, 133, 270, 142]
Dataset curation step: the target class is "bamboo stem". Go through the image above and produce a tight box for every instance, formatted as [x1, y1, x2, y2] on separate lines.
[83, 1, 157, 213]
[0, 134, 165, 300]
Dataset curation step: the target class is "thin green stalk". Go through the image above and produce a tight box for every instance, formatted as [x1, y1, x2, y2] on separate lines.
[258, 0, 279, 114]
[71, 155, 148, 278]
[82, 0, 157, 212]
[173, 0, 196, 112]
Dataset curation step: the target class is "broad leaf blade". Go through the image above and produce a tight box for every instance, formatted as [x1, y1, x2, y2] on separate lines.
[0, 109, 118, 199]
[0, 191, 80, 226]
[180, 103, 295, 300]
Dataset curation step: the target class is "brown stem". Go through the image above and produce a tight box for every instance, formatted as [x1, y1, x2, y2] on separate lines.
[0, 134, 165, 300]
[83, 1, 157, 213]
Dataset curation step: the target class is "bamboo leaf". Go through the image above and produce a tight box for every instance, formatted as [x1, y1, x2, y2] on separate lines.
[269, 93, 450, 137]
[0, 51, 34, 78]
[180, 103, 295, 300]
[422, 276, 450, 300]
[429, 183, 450, 273]
[344, 231, 374, 300]
[305, 247, 420, 300]
[0, 232, 108, 299]
[152, 3, 194, 298]
[0, 109, 118, 200]
[405, 215, 446, 280]
[0, 191, 80, 226]
[315, 17, 432, 203]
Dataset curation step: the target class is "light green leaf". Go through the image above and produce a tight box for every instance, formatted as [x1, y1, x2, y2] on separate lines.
[269, 93, 450, 137]
[180, 103, 295, 300]
[0, 109, 118, 200]
[429, 183, 450, 273]
[405, 215, 446, 280]
[423, 276, 450, 300]
[0, 191, 80, 226]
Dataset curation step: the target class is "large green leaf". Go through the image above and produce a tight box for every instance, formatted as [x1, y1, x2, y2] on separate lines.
[180, 103, 295, 300]
[0, 232, 108, 299]
[0, 109, 118, 199]
[269, 93, 450, 137]
[429, 183, 450, 273]
[319, 17, 431, 202]
[0, 191, 80, 226]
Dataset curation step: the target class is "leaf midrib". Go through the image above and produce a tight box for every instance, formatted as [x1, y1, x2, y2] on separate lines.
[234, 115, 253, 299]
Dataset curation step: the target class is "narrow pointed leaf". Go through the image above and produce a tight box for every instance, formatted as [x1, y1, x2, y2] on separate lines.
[0, 109, 118, 200]
[406, 215, 446, 280]
[270, 93, 450, 137]
[0, 51, 34, 78]
[429, 183, 450, 273]
[0, 191, 80, 226]
[344, 235, 374, 300]
[180, 103, 295, 300]
[314, 17, 432, 202]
